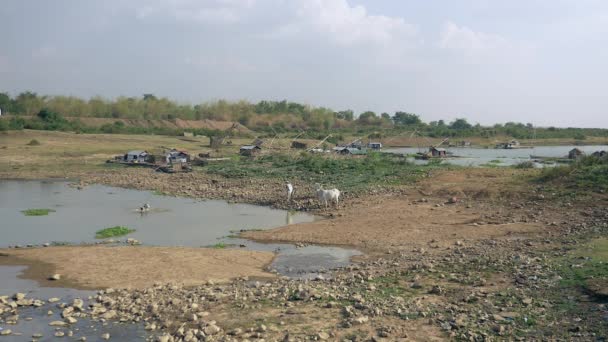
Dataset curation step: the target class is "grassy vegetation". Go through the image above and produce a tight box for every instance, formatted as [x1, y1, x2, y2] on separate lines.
[513, 161, 535, 169]
[21, 208, 56, 216]
[558, 238, 608, 291]
[204, 152, 450, 193]
[536, 155, 608, 191]
[26, 139, 41, 146]
[95, 226, 136, 239]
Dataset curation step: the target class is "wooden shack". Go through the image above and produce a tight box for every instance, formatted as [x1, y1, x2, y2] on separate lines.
[239, 145, 261, 156]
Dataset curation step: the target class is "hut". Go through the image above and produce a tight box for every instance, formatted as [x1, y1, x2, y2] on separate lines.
[338, 147, 367, 155]
[291, 141, 308, 149]
[166, 149, 190, 164]
[430, 147, 447, 157]
[124, 151, 149, 163]
[239, 145, 261, 156]
[367, 142, 383, 150]
[568, 148, 585, 160]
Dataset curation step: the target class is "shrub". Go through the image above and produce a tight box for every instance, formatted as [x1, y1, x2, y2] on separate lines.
[27, 139, 41, 146]
[95, 226, 136, 239]
[21, 208, 55, 216]
[514, 161, 535, 169]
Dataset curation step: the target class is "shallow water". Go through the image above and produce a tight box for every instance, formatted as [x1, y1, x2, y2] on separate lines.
[0, 266, 147, 341]
[0, 180, 359, 279]
[0, 180, 360, 340]
[0, 180, 315, 248]
[385, 145, 608, 166]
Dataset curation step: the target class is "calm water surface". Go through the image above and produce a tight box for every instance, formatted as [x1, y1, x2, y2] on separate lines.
[0, 180, 315, 247]
[385, 145, 608, 166]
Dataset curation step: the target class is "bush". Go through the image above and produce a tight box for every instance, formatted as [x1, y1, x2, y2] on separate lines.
[95, 226, 136, 239]
[27, 139, 41, 146]
[537, 155, 608, 191]
[514, 161, 535, 169]
[21, 208, 55, 216]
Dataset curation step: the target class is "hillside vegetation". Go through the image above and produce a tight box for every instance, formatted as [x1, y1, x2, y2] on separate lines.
[2, 92, 608, 140]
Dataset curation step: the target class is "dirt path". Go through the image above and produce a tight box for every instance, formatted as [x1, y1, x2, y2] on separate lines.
[243, 195, 544, 251]
[0, 246, 275, 289]
[244, 168, 545, 251]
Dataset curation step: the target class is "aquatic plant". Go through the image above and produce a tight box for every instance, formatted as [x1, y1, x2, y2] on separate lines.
[21, 208, 55, 216]
[95, 226, 136, 239]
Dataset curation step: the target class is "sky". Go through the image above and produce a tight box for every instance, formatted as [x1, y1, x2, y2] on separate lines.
[1, 0, 607, 128]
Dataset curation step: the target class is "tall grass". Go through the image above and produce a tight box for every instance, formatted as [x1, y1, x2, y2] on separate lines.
[205, 152, 450, 193]
[537, 155, 608, 191]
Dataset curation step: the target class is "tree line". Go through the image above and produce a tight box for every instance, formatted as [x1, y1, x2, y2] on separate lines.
[1, 91, 607, 139]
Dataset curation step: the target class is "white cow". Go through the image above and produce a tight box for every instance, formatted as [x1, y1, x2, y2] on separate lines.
[314, 183, 340, 208]
[286, 182, 294, 202]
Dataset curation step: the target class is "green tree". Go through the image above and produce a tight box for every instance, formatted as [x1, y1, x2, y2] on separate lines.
[393, 111, 422, 125]
[0, 92, 12, 113]
[449, 118, 472, 130]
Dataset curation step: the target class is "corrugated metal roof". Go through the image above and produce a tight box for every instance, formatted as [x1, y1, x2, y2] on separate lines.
[240, 145, 260, 150]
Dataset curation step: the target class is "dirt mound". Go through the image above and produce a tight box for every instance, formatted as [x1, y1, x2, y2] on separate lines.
[0, 246, 275, 289]
[74, 117, 251, 133]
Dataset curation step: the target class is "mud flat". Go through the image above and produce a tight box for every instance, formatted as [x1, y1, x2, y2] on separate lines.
[0, 246, 275, 290]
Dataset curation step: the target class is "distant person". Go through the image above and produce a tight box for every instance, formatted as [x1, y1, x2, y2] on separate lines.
[286, 182, 294, 202]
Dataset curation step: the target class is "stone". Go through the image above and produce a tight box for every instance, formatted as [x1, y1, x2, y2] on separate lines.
[317, 332, 330, 340]
[0, 329, 12, 336]
[48, 297, 60, 303]
[49, 320, 68, 327]
[353, 316, 369, 324]
[65, 317, 78, 324]
[49, 274, 61, 281]
[101, 333, 110, 340]
[157, 335, 173, 342]
[13, 293, 26, 301]
[72, 298, 84, 310]
[55, 331, 65, 337]
[203, 324, 221, 335]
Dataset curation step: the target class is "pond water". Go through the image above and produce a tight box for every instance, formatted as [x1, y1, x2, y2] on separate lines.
[0, 180, 316, 248]
[0, 180, 360, 340]
[385, 145, 608, 167]
[0, 180, 360, 279]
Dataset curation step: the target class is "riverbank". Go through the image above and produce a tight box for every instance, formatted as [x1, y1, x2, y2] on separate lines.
[0, 246, 276, 290]
[1, 131, 607, 340]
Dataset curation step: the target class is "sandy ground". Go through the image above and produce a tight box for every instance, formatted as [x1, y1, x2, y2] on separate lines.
[0, 246, 275, 289]
[244, 168, 545, 250]
[243, 196, 543, 251]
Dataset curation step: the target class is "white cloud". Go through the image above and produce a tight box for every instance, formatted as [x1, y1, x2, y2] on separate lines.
[136, 0, 256, 24]
[293, 0, 417, 47]
[438, 21, 535, 66]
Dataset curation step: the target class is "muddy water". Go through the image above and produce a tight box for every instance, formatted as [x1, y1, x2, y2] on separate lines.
[0, 180, 316, 248]
[0, 266, 147, 341]
[385, 145, 608, 166]
[0, 180, 360, 340]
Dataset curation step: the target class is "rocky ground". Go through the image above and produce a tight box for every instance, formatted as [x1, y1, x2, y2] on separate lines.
[1, 164, 607, 340]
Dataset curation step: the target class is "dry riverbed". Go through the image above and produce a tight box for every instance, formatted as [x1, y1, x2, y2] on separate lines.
[0, 246, 276, 290]
[1, 132, 608, 340]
